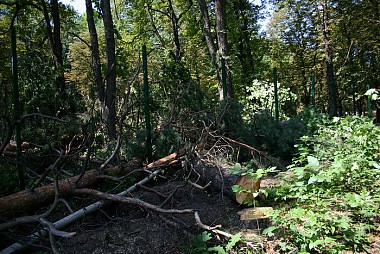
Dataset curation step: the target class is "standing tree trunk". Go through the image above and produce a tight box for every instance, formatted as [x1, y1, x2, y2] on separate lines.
[197, 0, 232, 101]
[167, 0, 181, 62]
[215, 0, 232, 100]
[41, 0, 66, 99]
[85, 0, 104, 104]
[101, 0, 117, 139]
[236, 0, 255, 86]
[322, 0, 338, 117]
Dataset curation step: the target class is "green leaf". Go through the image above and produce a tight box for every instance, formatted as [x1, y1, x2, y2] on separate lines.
[309, 239, 325, 249]
[307, 156, 319, 167]
[262, 226, 277, 237]
[231, 185, 241, 193]
[308, 175, 318, 184]
[193, 231, 211, 244]
[208, 246, 227, 254]
[229, 163, 242, 174]
[226, 233, 241, 251]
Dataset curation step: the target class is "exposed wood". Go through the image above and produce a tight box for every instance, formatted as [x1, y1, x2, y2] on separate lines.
[238, 207, 273, 220]
[235, 175, 261, 205]
[146, 149, 185, 168]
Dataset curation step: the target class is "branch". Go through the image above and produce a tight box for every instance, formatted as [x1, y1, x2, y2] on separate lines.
[68, 32, 91, 48]
[1, 168, 164, 253]
[187, 180, 211, 190]
[194, 211, 263, 251]
[0, 173, 61, 231]
[75, 188, 194, 214]
[29, 150, 64, 191]
[178, 0, 193, 21]
[146, 4, 166, 47]
[39, 218, 76, 238]
[222, 136, 286, 170]
[99, 133, 122, 171]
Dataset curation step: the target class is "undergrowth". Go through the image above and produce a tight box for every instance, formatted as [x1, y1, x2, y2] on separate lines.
[263, 115, 380, 253]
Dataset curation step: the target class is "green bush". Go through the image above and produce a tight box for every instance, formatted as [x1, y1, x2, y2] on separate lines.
[0, 164, 19, 196]
[264, 115, 380, 253]
[248, 110, 307, 159]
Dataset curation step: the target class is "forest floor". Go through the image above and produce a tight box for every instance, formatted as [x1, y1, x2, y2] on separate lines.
[52, 160, 274, 254]
[1, 158, 379, 253]
[55, 161, 271, 253]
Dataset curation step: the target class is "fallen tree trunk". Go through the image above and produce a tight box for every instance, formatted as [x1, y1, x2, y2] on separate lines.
[0, 150, 186, 253]
[0, 150, 184, 218]
[0, 170, 98, 218]
[0, 169, 163, 254]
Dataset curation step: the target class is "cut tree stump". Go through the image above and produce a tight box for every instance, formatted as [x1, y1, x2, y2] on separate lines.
[238, 207, 273, 220]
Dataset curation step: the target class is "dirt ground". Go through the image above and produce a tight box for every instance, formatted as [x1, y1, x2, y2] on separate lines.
[2, 158, 378, 253]
[56, 161, 269, 254]
[0, 160, 267, 253]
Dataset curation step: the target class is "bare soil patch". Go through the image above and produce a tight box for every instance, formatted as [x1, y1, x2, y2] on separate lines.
[0, 160, 269, 253]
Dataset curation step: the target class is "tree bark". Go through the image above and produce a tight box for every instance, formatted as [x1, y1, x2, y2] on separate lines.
[168, 0, 181, 61]
[322, 0, 338, 117]
[102, 0, 117, 139]
[198, 0, 232, 101]
[0, 170, 98, 218]
[215, 0, 232, 100]
[0, 151, 183, 218]
[85, 0, 104, 103]
[197, 0, 221, 94]
[236, 0, 254, 87]
[40, 0, 66, 98]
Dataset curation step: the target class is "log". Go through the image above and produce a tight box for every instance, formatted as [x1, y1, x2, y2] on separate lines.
[0, 150, 184, 218]
[0, 170, 98, 218]
[1, 169, 163, 254]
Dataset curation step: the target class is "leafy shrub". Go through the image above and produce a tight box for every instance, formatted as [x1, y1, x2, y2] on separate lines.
[183, 231, 243, 254]
[154, 127, 181, 159]
[263, 115, 380, 253]
[242, 79, 297, 119]
[248, 111, 307, 159]
[0, 164, 19, 196]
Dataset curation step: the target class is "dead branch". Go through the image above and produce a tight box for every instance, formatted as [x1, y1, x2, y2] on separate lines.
[29, 150, 64, 191]
[39, 218, 76, 238]
[75, 188, 194, 214]
[137, 184, 167, 198]
[187, 180, 211, 190]
[0, 150, 190, 253]
[222, 136, 286, 170]
[146, 149, 185, 168]
[160, 183, 186, 208]
[0, 168, 163, 253]
[194, 211, 263, 252]
[99, 134, 122, 171]
[0, 174, 61, 231]
[0, 150, 186, 218]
